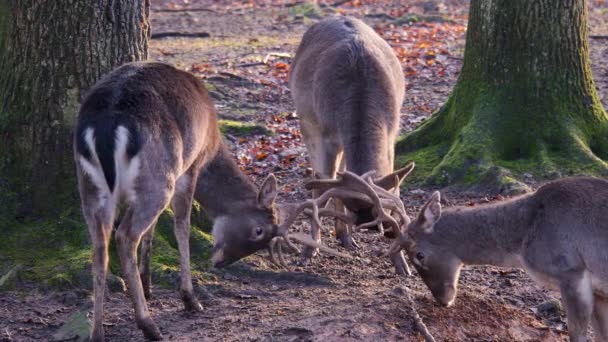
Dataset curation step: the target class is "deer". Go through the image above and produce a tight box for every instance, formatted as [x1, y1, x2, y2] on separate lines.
[390, 177, 608, 342]
[74, 61, 350, 341]
[289, 16, 413, 274]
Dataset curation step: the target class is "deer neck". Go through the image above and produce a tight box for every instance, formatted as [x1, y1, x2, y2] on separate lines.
[431, 196, 534, 268]
[194, 143, 259, 218]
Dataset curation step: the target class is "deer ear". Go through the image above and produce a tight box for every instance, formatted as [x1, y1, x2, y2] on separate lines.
[374, 162, 415, 191]
[419, 191, 441, 233]
[257, 174, 277, 209]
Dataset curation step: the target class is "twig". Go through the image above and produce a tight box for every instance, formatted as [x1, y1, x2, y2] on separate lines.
[150, 32, 210, 39]
[590, 35, 608, 39]
[153, 8, 217, 13]
[399, 282, 436, 342]
[236, 62, 266, 68]
[263, 52, 292, 64]
[330, 0, 351, 6]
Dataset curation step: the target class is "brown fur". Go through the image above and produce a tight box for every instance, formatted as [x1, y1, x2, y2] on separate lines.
[289, 17, 409, 271]
[405, 177, 608, 341]
[75, 62, 278, 341]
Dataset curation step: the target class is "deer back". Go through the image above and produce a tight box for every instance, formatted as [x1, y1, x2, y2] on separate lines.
[289, 16, 405, 176]
[75, 62, 221, 205]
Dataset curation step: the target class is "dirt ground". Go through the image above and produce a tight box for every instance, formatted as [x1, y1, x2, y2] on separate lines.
[2, 1, 608, 341]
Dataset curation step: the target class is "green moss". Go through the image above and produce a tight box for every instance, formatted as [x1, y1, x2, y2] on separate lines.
[219, 119, 271, 136]
[396, 72, 608, 192]
[395, 14, 455, 25]
[395, 144, 445, 184]
[289, 2, 323, 19]
[0, 207, 214, 291]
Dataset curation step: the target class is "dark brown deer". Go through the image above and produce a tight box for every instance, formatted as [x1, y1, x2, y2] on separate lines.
[397, 177, 608, 342]
[75, 62, 342, 341]
[289, 16, 412, 273]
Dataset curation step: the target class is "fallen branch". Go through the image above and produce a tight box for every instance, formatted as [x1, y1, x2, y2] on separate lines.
[263, 52, 292, 64]
[151, 32, 210, 39]
[152, 8, 217, 13]
[330, 0, 351, 6]
[398, 282, 436, 342]
[236, 62, 266, 68]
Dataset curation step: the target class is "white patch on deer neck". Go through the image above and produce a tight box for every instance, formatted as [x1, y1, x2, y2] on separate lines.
[212, 215, 228, 243]
[211, 247, 224, 265]
[114, 126, 140, 204]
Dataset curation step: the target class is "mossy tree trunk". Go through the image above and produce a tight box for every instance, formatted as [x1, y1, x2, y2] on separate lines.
[0, 0, 150, 217]
[396, 0, 608, 192]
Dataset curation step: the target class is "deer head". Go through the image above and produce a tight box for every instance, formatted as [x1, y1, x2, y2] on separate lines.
[402, 191, 462, 307]
[210, 174, 281, 268]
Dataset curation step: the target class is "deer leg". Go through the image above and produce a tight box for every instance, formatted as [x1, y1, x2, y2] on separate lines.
[171, 174, 202, 312]
[88, 215, 113, 342]
[334, 198, 359, 250]
[559, 272, 593, 342]
[299, 124, 342, 265]
[139, 223, 156, 300]
[116, 205, 167, 341]
[592, 295, 608, 341]
[334, 157, 358, 249]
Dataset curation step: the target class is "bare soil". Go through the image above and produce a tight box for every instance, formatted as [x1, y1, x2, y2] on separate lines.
[2, 1, 608, 341]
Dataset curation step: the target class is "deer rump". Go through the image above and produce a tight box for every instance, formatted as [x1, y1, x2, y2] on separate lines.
[75, 62, 219, 204]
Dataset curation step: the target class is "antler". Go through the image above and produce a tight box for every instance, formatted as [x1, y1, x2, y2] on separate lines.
[306, 170, 410, 238]
[268, 191, 359, 269]
[268, 170, 411, 269]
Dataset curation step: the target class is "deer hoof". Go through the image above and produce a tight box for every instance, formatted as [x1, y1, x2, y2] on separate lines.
[137, 317, 163, 340]
[337, 233, 359, 250]
[184, 298, 203, 312]
[297, 246, 317, 266]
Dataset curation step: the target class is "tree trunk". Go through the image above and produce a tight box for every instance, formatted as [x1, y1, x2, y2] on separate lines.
[396, 0, 608, 193]
[0, 0, 149, 217]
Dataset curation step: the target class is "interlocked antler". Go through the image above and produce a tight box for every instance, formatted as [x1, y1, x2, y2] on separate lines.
[306, 170, 410, 238]
[268, 170, 411, 269]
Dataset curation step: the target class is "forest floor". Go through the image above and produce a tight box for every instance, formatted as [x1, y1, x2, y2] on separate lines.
[2, 0, 608, 341]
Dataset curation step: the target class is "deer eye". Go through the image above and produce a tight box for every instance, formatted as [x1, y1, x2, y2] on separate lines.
[255, 227, 264, 236]
[416, 252, 425, 261]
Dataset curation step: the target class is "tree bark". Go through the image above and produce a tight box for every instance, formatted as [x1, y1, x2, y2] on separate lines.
[0, 0, 149, 216]
[396, 0, 608, 193]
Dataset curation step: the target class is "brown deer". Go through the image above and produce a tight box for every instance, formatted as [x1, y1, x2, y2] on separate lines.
[74, 62, 345, 341]
[289, 16, 412, 273]
[397, 177, 608, 342]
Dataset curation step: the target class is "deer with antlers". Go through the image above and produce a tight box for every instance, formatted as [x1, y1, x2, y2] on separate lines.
[393, 178, 608, 342]
[75, 62, 352, 341]
[289, 16, 413, 273]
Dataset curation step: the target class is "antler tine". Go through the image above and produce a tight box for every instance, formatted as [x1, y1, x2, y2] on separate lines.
[362, 175, 409, 240]
[335, 171, 405, 235]
[269, 186, 363, 268]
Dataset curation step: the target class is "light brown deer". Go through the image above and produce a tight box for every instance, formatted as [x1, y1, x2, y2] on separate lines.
[75, 62, 343, 341]
[397, 177, 608, 342]
[289, 16, 412, 273]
